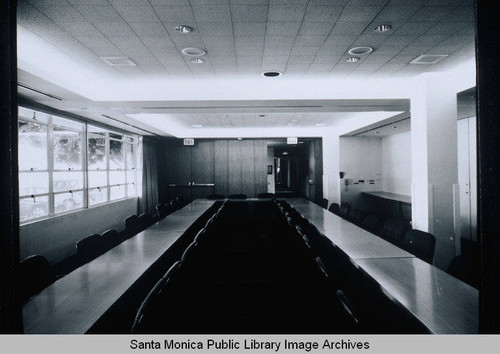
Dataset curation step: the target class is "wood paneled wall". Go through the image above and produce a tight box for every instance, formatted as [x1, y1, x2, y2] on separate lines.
[158, 139, 267, 200]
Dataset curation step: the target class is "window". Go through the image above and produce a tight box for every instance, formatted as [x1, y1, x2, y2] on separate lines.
[18, 107, 140, 223]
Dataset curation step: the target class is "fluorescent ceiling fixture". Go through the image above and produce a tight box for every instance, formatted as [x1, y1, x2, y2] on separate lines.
[410, 54, 448, 65]
[100, 57, 135, 67]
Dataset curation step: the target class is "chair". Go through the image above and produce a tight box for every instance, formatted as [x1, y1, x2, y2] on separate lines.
[155, 203, 168, 219]
[228, 194, 247, 199]
[164, 202, 175, 216]
[124, 215, 141, 238]
[102, 229, 121, 251]
[338, 202, 351, 219]
[402, 229, 436, 264]
[139, 213, 154, 230]
[257, 192, 274, 198]
[19, 255, 53, 302]
[380, 218, 411, 246]
[328, 203, 340, 215]
[348, 208, 365, 226]
[207, 194, 225, 200]
[76, 234, 105, 264]
[361, 215, 381, 235]
[317, 198, 329, 209]
[447, 254, 479, 288]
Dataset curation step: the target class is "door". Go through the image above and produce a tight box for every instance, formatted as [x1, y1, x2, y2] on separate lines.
[191, 141, 215, 199]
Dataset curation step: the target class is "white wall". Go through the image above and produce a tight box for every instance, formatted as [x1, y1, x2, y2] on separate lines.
[382, 131, 412, 196]
[339, 137, 383, 208]
[20, 198, 138, 264]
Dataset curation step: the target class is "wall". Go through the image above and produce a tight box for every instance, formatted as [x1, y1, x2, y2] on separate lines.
[20, 198, 138, 264]
[339, 137, 383, 209]
[382, 131, 412, 196]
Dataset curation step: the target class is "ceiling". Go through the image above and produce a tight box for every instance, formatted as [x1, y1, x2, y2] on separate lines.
[16, 0, 476, 137]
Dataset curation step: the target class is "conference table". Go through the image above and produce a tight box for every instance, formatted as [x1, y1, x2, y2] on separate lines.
[22, 198, 478, 334]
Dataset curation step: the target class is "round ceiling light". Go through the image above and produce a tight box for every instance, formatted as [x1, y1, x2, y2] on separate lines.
[374, 24, 392, 33]
[191, 58, 205, 64]
[262, 71, 282, 77]
[346, 57, 360, 63]
[174, 25, 193, 33]
[181, 47, 206, 57]
[348, 46, 373, 56]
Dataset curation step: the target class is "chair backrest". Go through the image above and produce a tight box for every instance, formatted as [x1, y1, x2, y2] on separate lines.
[139, 213, 154, 230]
[164, 202, 175, 216]
[19, 255, 52, 302]
[361, 215, 381, 235]
[207, 194, 225, 200]
[155, 203, 167, 219]
[76, 234, 105, 263]
[348, 208, 365, 225]
[257, 192, 274, 198]
[125, 215, 141, 237]
[317, 198, 329, 209]
[380, 218, 411, 246]
[402, 229, 436, 264]
[339, 202, 351, 218]
[228, 194, 247, 199]
[102, 229, 120, 251]
[328, 203, 340, 215]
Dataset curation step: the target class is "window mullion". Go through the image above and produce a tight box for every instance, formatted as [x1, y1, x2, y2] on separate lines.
[47, 115, 54, 216]
[83, 122, 88, 208]
[106, 132, 110, 202]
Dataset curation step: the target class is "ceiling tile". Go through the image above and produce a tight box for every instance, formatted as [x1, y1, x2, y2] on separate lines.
[36, 5, 86, 23]
[444, 6, 475, 22]
[128, 22, 169, 37]
[18, 3, 52, 23]
[352, 34, 387, 46]
[198, 22, 234, 36]
[266, 22, 302, 36]
[303, 5, 343, 22]
[398, 45, 434, 56]
[203, 36, 235, 48]
[265, 35, 296, 47]
[290, 46, 320, 56]
[58, 21, 102, 37]
[235, 36, 264, 48]
[192, 5, 232, 23]
[373, 45, 406, 55]
[426, 21, 471, 35]
[411, 34, 449, 47]
[338, 6, 382, 22]
[149, 0, 191, 5]
[263, 46, 292, 56]
[75, 5, 123, 23]
[293, 35, 327, 47]
[298, 21, 334, 36]
[268, 5, 307, 22]
[94, 21, 137, 37]
[141, 36, 177, 49]
[113, 5, 160, 23]
[382, 34, 419, 46]
[231, 5, 268, 22]
[153, 6, 195, 23]
[324, 34, 357, 45]
[372, 5, 420, 22]
[233, 22, 266, 36]
[394, 22, 435, 36]
[330, 21, 367, 36]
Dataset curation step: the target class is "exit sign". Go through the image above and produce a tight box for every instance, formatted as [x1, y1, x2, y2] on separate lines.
[183, 138, 195, 146]
[287, 137, 298, 145]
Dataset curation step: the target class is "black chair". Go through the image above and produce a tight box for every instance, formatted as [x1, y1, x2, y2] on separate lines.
[76, 234, 105, 264]
[155, 203, 168, 219]
[102, 229, 121, 251]
[228, 194, 247, 199]
[402, 229, 436, 264]
[139, 213, 154, 230]
[257, 192, 274, 198]
[124, 215, 141, 238]
[447, 254, 479, 288]
[348, 208, 365, 226]
[380, 218, 411, 247]
[317, 198, 329, 209]
[164, 201, 175, 216]
[19, 255, 53, 302]
[339, 202, 351, 219]
[207, 194, 225, 200]
[328, 203, 340, 215]
[361, 215, 381, 235]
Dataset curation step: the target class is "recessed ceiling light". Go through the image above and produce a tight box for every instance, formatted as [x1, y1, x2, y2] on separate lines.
[182, 47, 206, 57]
[191, 58, 204, 64]
[174, 25, 193, 33]
[191, 124, 203, 128]
[315, 123, 327, 127]
[282, 152, 288, 155]
[348, 47, 373, 56]
[258, 114, 266, 118]
[237, 138, 243, 141]
[374, 25, 392, 33]
[262, 71, 282, 77]
[298, 141, 304, 144]
[346, 57, 360, 63]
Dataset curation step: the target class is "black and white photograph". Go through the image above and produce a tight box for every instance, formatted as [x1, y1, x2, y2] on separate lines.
[2, 0, 500, 351]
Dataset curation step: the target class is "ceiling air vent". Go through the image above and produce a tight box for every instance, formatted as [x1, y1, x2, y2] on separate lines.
[100, 57, 136, 66]
[410, 54, 448, 65]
